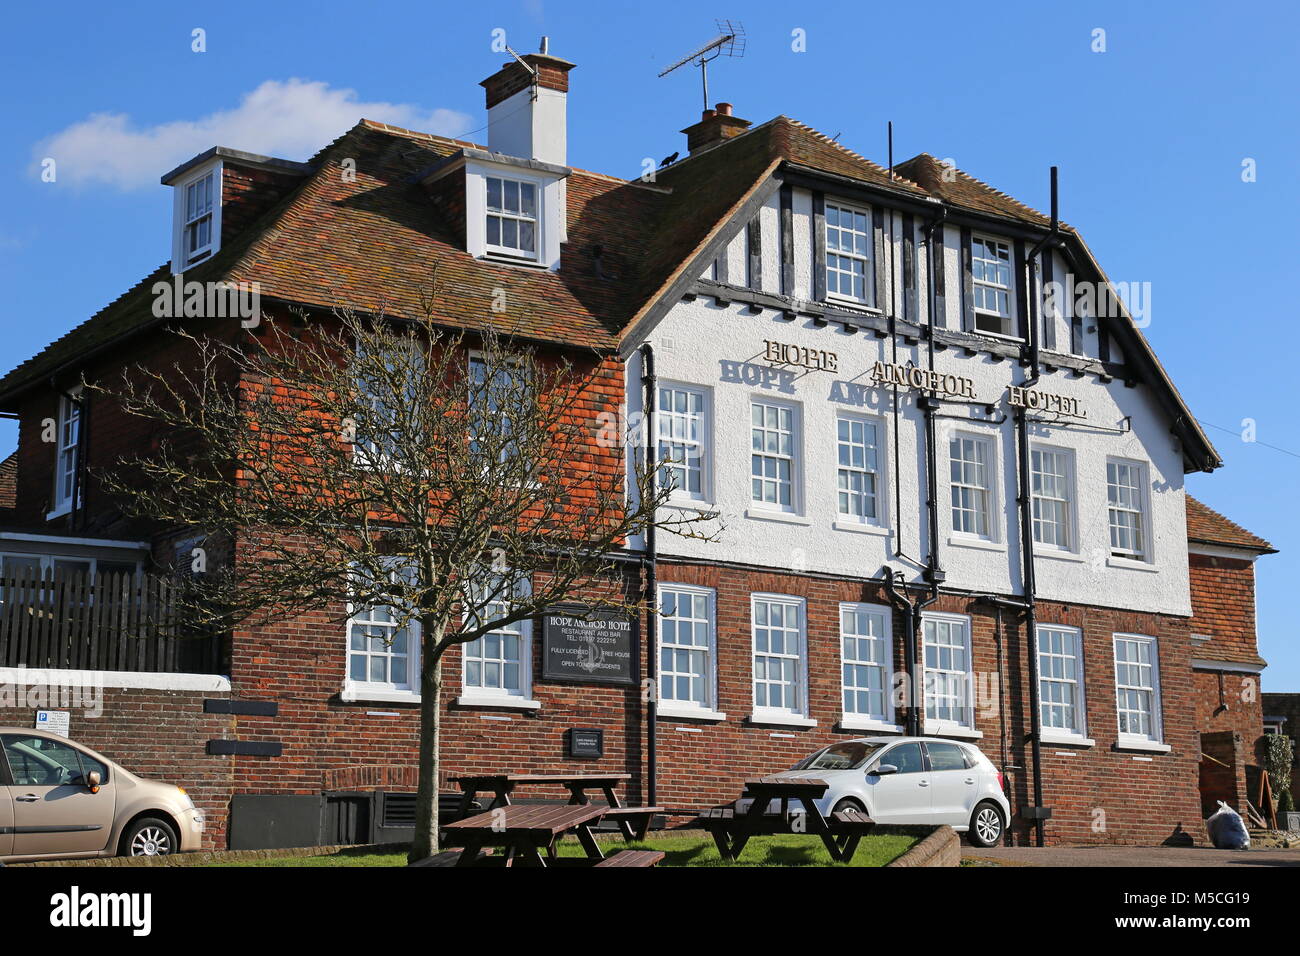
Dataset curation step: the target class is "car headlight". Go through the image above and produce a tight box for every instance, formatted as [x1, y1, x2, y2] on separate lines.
[177, 787, 195, 810]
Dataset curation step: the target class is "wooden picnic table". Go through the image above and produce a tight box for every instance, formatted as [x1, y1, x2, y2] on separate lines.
[448, 772, 659, 841]
[697, 777, 875, 863]
[441, 803, 608, 867]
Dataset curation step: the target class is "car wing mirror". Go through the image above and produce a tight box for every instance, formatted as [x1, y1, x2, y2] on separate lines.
[871, 764, 899, 776]
[84, 770, 102, 792]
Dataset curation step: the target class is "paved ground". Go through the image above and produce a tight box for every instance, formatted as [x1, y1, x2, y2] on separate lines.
[963, 845, 1300, 867]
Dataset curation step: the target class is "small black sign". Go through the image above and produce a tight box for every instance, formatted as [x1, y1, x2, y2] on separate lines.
[541, 605, 638, 686]
[567, 728, 604, 759]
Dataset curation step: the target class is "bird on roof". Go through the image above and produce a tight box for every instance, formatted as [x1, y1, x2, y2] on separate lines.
[659, 151, 678, 168]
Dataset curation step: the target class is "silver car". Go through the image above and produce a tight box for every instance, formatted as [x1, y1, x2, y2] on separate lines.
[735, 736, 1011, 847]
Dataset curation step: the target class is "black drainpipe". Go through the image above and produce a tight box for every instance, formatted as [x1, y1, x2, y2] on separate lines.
[881, 568, 919, 737]
[640, 343, 658, 806]
[1014, 167, 1059, 846]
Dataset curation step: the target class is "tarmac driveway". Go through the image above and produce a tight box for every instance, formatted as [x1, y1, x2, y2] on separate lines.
[963, 845, 1300, 867]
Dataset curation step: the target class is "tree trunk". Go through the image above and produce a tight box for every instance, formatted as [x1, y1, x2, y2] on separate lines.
[409, 626, 444, 863]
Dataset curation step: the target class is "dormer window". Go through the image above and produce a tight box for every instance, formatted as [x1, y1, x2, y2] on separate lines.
[824, 202, 873, 304]
[485, 176, 539, 260]
[183, 171, 217, 266]
[971, 235, 1013, 335]
[168, 160, 223, 274]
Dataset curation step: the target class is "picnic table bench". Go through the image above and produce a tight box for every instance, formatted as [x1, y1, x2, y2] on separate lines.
[442, 803, 609, 867]
[448, 772, 662, 842]
[697, 777, 875, 863]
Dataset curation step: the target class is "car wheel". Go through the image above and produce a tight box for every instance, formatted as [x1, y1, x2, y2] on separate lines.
[831, 798, 866, 816]
[968, 801, 1004, 848]
[122, 817, 178, 858]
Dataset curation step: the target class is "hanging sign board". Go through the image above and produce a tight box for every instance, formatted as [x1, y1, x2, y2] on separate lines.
[542, 606, 638, 686]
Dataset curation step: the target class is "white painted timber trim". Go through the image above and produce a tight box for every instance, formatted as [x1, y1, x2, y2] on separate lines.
[1114, 738, 1172, 754]
[0, 532, 150, 550]
[455, 695, 542, 711]
[657, 702, 727, 722]
[748, 711, 817, 728]
[1039, 730, 1095, 748]
[0, 667, 230, 691]
[838, 715, 904, 734]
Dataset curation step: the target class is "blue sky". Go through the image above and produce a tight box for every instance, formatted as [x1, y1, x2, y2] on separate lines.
[1, 1, 1296, 684]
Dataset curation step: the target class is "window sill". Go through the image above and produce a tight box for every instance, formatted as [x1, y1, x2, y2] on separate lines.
[45, 504, 73, 521]
[340, 686, 420, 705]
[745, 508, 811, 526]
[833, 519, 890, 537]
[657, 703, 727, 723]
[481, 251, 547, 269]
[1035, 548, 1084, 563]
[1114, 738, 1171, 754]
[838, 715, 903, 734]
[1106, 556, 1158, 573]
[748, 711, 817, 729]
[1039, 730, 1095, 748]
[970, 321, 1023, 343]
[825, 294, 880, 314]
[947, 535, 1005, 553]
[924, 723, 984, 740]
[455, 695, 541, 711]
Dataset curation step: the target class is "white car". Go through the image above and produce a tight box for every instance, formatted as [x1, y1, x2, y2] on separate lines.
[734, 736, 1010, 847]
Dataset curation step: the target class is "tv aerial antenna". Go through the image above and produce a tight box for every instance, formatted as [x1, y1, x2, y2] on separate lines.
[658, 19, 747, 112]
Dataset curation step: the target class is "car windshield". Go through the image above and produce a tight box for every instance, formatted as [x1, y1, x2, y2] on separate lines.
[793, 741, 885, 771]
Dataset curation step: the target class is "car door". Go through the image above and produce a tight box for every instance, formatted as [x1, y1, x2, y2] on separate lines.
[0, 747, 14, 858]
[865, 741, 932, 824]
[923, 741, 977, 826]
[2, 734, 116, 858]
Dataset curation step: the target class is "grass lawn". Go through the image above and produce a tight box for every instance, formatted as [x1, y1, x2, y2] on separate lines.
[214, 831, 917, 867]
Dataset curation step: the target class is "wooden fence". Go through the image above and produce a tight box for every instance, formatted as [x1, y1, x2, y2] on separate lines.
[0, 569, 223, 674]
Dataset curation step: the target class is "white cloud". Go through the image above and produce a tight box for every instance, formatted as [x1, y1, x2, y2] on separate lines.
[33, 79, 473, 189]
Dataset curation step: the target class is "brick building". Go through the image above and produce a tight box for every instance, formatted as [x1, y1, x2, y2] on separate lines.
[0, 45, 1277, 849]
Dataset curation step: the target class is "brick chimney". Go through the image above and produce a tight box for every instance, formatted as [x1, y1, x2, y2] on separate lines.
[681, 102, 751, 155]
[480, 41, 575, 166]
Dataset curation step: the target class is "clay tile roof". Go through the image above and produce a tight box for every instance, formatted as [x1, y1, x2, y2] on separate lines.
[0, 452, 15, 510]
[1186, 495, 1275, 553]
[893, 153, 1057, 227]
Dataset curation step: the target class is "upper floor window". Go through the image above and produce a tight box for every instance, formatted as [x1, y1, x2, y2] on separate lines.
[949, 434, 993, 539]
[1106, 459, 1148, 560]
[750, 400, 798, 512]
[836, 415, 881, 524]
[657, 385, 709, 502]
[1031, 446, 1075, 551]
[825, 202, 872, 303]
[469, 354, 529, 466]
[182, 171, 217, 267]
[51, 390, 81, 517]
[971, 235, 1013, 335]
[485, 176, 538, 260]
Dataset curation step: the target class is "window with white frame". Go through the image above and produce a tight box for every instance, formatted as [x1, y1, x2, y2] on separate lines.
[751, 401, 798, 511]
[52, 391, 81, 515]
[971, 236, 1013, 335]
[468, 354, 529, 466]
[1113, 633, 1162, 743]
[923, 614, 974, 730]
[485, 176, 539, 260]
[346, 566, 418, 696]
[658, 585, 716, 712]
[351, 340, 423, 468]
[836, 415, 881, 523]
[462, 574, 532, 700]
[752, 595, 806, 717]
[1031, 446, 1074, 550]
[949, 434, 993, 538]
[825, 202, 872, 303]
[181, 170, 217, 267]
[1107, 460, 1148, 560]
[1037, 625, 1086, 737]
[840, 603, 892, 723]
[657, 385, 709, 501]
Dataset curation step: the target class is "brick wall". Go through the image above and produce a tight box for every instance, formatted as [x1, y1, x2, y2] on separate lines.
[220, 164, 303, 243]
[1186, 553, 1263, 665]
[1, 686, 234, 849]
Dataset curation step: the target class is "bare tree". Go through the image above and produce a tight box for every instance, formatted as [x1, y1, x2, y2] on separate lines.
[91, 307, 715, 862]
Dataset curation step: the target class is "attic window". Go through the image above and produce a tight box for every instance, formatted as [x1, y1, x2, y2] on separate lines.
[971, 235, 1014, 336]
[182, 170, 217, 267]
[485, 176, 539, 260]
